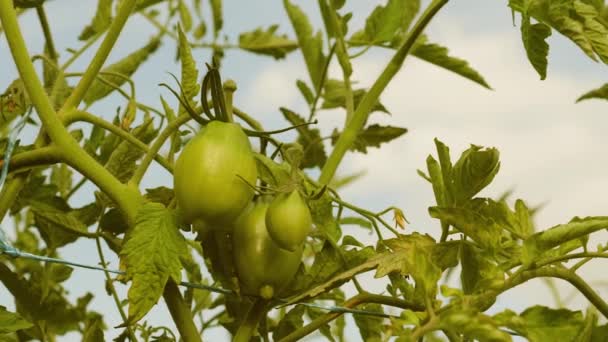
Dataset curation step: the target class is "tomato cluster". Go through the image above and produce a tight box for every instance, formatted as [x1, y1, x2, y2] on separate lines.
[174, 119, 312, 298]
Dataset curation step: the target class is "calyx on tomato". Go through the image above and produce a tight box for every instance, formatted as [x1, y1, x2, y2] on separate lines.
[232, 200, 303, 298]
[265, 190, 312, 251]
[174, 120, 257, 226]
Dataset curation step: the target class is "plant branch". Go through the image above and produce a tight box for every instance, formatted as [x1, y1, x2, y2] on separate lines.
[0, 146, 62, 174]
[35, 4, 57, 60]
[60, 0, 137, 112]
[278, 292, 424, 342]
[65, 110, 173, 174]
[318, 0, 448, 185]
[163, 280, 203, 342]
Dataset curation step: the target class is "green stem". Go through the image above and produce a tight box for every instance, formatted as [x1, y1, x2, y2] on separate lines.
[35, 5, 57, 60]
[61, 33, 103, 70]
[95, 233, 138, 341]
[0, 146, 61, 174]
[279, 292, 424, 342]
[0, 174, 27, 223]
[60, 0, 137, 112]
[234, 299, 267, 342]
[163, 280, 203, 342]
[65, 110, 173, 174]
[129, 114, 191, 186]
[318, 0, 448, 185]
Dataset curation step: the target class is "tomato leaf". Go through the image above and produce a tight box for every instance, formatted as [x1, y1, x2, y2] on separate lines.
[210, 0, 223, 38]
[331, 124, 407, 154]
[296, 79, 315, 105]
[82, 317, 105, 342]
[283, 0, 326, 90]
[521, 14, 551, 80]
[31, 201, 89, 249]
[178, 0, 192, 32]
[78, 0, 112, 41]
[120, 203, 188, 323]
[451, 145, 500, 204]
[280, 107, 326, 168]
[494, 306, 584, 342]
[321, 79, 389, 114]
[354, 303, 384, 341]
[0, 306, 33, 334]
[177, 25, 199, 115]
[238, 25, 298, 59]
[273, 305, 305, 340]
[576, 83, 608, 102]
[350, 0, 419, 45]
[83, 38, 160, 105]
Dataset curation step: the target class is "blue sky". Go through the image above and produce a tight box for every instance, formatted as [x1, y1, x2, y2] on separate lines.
[1, 1, 608, 341]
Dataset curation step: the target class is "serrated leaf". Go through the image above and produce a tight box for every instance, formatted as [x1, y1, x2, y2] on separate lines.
[495, 306, 584, 342]
[0, 306, 33, 334]
[280, 107, 326, 168]
[79, 0, 112, 41]
[332, 124, 407, 153]
[120, 203, 188, 323]
[273, 305, 305, 340]
[573, 1, 608, 64]
[104, 118, 157, 183]
[429, 205, 502, 250]
[350, 0, 419, 44]
[178, 0, 192, 32]
[354, 303, 384, 342]
[177, 25, 199, 115]
[411, 37, 492, 89]
[238, 25, 298, 59]
[321, 79, 389, 114]
[284, 0, 326, 89]
[84, 38, 160, 105]
[31, 201, 89, 249]
[521, 14, 552, 80]
[576, 83, 608, 102]
[451, 145, 500, 204]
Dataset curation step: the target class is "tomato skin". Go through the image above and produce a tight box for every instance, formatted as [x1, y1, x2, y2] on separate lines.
[265, 190, 312, 251]
[232, 200, 303, 297]
[174, 121, 257, 226]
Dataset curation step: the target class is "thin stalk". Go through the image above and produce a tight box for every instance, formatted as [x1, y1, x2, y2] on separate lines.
[163, 280, 203, 342]
[35, 5, 57, 60]
[0, 146, 61, 174]
[318, 0, 448, 185]
[60, 0, 137, 111]
[61, 33, 103, 70]
[234, 299, 267, 342]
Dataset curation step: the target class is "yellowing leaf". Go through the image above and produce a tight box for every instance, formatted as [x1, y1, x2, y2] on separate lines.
[120, 203, 188, 323]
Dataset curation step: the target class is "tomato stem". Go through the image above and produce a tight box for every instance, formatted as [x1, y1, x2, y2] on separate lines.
[233, 299, 268, 342]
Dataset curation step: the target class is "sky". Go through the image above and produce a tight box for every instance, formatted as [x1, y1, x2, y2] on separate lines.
[1, 0, 607, 341]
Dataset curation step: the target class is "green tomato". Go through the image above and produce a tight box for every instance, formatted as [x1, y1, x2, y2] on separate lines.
[232, 200, 303, 298]
[174, 121, 257, 226]
[265, 190, 312, 251]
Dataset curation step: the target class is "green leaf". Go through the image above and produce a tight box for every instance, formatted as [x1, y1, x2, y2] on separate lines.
[31, 201, 89, 249]
[308, 190, 341, 242]
[339, 217, 372, 230]
[120, 203, 188, 323]
[321, 79, 389, 114]
[330, 170, 366, 189]
[442, 307, 511, 342]
[576, 83, 608, 102]
[350, 0, 420, 44]
[100, 208, 128, 235]
[296, 79, 315, 105]
[375, 233, 442, 299]
[573, 1, 608, 64]
[82, 318, 105, 342]
[284, 0, 326, 89]
[84, 38, 160, 105]
[177, 25, 199, 113]
[210, 0, 223, 38]
[451, 145, 500, 204]
[50, 164, 73, 198]
[79, 0, 112, 41]
[523, 216, 608, 264]
[411, 37, 492, 89]
[331, 124, 407, 154]
[354, 304, 384, 341]
[280, 107, 326, 168]
[178, 0, 192, 32]
[104, 118, 157, 183]
[494, 306, 584, 342]
[273, 305, 305, 340]
[238, 25, 298, 59]
[459, 243, 504, 294]
[144, 186, 175, 207]
[252, 153, 291, 187]
[521, 13, 552, 80]
[429, 205, 502, 250]
[0, 306, 33, 334]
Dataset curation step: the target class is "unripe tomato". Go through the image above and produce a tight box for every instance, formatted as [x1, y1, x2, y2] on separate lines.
[265, 190, 312, 251]
[174, 121, 257, 226]
[232, 200, 303, 298]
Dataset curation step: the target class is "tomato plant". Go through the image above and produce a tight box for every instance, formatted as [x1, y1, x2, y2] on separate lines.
[1, 0, 608, 341]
